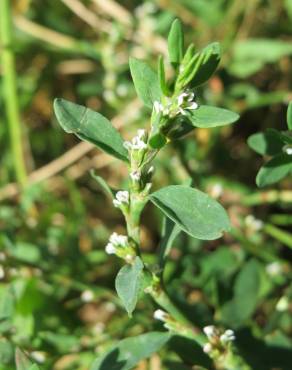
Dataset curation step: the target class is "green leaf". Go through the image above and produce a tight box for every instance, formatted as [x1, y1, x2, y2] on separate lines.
[115, 257, 144, 316]
[158, 55, 170, 96]
[187, 105, 239, 128]
[158, 216, 181, 267]
[11, 242, 41, 264]
[15, 348, 33, 370]
[230, 39, 292, 78]
[0, 340, 13, 365]
[0, 287, 14, 321]
[29, 365, 40, 370]
[91, 332, 170, 370]
[90, 170, 116, 199]
[287, 102, 292, 130]
[168, 19, 184, 66]
[54, 99, 128, 162]
[221, 260, 261, 327]
[178, 43, 220, 88]
[129, 58, 161, 108]
[256, 153, 292, 187]
[247, 129, 284, 156]
[150, 185, 230, 240]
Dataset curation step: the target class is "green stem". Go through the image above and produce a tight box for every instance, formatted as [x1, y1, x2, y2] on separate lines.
[0, 0, 27, 187]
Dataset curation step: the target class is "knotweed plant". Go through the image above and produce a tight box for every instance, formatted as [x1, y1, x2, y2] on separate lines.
[248, 102, 292, 187]
[53, 19, 247, 370]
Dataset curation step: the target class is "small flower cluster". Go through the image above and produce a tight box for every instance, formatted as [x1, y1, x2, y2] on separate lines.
[105, 232, 136, 262]
[283, 144, 292, 155]
[153, 309, 169, 322]
[203, 325, 235, 354]
[113, 190, 129, 208]
[244, 214, 263, 232]
[124, 129, 148, 151]
[153, 89, 198, 118]
[105, 232, 128, 255]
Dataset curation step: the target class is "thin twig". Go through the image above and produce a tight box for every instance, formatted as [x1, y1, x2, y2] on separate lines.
[14, 15, 80, 50]
[60, 0, 111, 32]
[91, 0, 132, 26]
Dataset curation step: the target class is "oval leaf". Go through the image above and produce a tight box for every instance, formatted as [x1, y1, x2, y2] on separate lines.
[129, 58, 161, 108]
[247, 129, 284, 156]
[150, 185, 230, 240]
[115, 257, 144, 316]
[54, 99, 128, 162]
[256, 153, 292, 187]
[90, 331, 170, 370]
[187, 105, 239, 128]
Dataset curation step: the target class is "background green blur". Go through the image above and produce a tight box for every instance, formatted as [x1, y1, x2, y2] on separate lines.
[0, 0, 292, 369]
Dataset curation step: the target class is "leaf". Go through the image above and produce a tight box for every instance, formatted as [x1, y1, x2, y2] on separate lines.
[129, 58, 161, 108]
[178, 43, 220, 88]
[168, 19, 184, 66]
[287, 101, 292, 130]
[54, 99, 128, 162]
[221, 260, 261, 327]
[190, 42, 221, 87]
[29, 366, 40, 370]
[230, 39, 292, 77]
[91, 331, 170, 370]
[90, 170, 116, 199]
[115, 257, 144, 316]
[256, 153, 292, 187]
[0, 340, 13, 365]
[150, 185, 230, 240]
[187, 105, 239, 128]
[15, 348, 33, 370]
[247, 130, 284, 156]
[0, 287, 14, 320]
[11, 242, 41, 264]
[158, 55, 170, 96]
[158, 216, 181, 267]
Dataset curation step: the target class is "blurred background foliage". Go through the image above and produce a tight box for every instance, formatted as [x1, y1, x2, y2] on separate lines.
[0, 0, 292, 369]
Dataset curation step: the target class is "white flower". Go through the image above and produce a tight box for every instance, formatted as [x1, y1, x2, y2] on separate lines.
[130, 170, 141, 181]
[109, 232, 128, 247]
[187, 102, 198, 110]
[153, 309, 168, 322]
[105, 243, 116, 255]
[105, 232, 129, 255]
[283, 145, 292, 155]
[123, 130, 147, 151]
[153, 101, 163, 114]
[148, 166, 154, 174]
[153, 100, 171, 117]
[266, 262, 282, 276]
[203, 325, 216, 339]
[220, 329, 235, 344]
[30, 351, 46, 364]
[203, 343, 212, 353]
[177, 92, 189, 106]
[245, 215, 263, 231]
[113, 190, 130, 208]
[177, 90, 198, 115]
[81, 290, 94, 302]
[276, 296, 289, 312]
